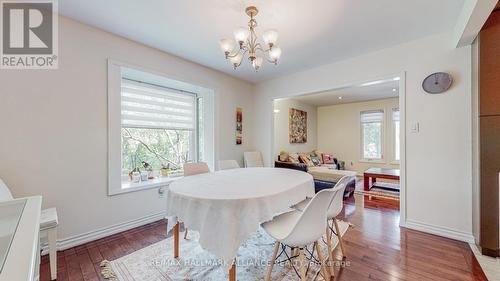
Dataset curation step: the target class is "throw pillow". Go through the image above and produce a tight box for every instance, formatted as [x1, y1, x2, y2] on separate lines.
[311, 156, 322, 166]
[299, 154, 314, 166]
[279, 150, 289, 162]
[312, 149, 324, 164]
[289, 153, 300, 163]
[322, 153, 335, 164]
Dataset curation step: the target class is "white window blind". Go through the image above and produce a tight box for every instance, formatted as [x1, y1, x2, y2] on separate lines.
[361, 110, 384, 123]
[392, 108, 400, 122]
[120, 79, 196, 130]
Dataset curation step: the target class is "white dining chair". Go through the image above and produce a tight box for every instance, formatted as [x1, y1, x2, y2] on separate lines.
[218, 160, 240, 170]
[0, 178, 59, 280]
[182, 162, 210, 239]
[183, 162, 210, 176]
[261, 188, 336, 281]
[0, 178, 13, 201]
[293, 175, 353, 275]
[243, 151, 264, 167]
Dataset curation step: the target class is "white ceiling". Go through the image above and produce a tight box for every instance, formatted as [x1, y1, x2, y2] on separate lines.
[59, 0, 466, 83]
[290, 78, 399, 106]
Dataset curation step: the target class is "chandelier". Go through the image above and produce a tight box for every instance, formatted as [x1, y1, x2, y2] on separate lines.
[219, 6, 281, 71]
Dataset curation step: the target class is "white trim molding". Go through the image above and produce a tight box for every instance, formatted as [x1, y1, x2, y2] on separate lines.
[405, 219, 475, 243]
[41, 212, 166, 253]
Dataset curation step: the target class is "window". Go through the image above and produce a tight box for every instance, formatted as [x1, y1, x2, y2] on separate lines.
[361, 110, 384, 160]
[393, 108, 400, 161]
[120, 79, 198, 174]
[107, 61, 215, 195]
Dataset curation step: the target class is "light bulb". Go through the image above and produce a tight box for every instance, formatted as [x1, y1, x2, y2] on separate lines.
[230, 53, 243, 67]
[219, 38, 236, 54]
[253, 57, 263, 71]
[263, 29, 279, 46]
[269, 46, 282, 62]
[234, 27, 249, 43]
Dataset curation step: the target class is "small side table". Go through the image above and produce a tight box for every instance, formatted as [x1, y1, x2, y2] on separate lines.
[364, 168, 400, 191]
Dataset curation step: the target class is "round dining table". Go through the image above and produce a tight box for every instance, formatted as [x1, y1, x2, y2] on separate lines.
[165, 167, 314, 281]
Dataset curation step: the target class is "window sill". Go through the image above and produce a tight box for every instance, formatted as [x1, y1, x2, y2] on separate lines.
[109, 176, 182, 196]
[390, 160, 400, 165]
[359, 159, 386, 164]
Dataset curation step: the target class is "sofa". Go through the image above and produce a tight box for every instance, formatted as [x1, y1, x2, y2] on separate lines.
[275, 150, 356, 196]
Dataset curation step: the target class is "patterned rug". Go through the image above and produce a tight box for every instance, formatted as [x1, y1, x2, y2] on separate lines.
[101, 221, 349, 281]
[355, 179, 400, 200]
[355, 187, 400, 200]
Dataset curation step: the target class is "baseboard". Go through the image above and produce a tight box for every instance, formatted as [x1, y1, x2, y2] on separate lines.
[41, 211, 165, 254]
[405, 219, 475, 243]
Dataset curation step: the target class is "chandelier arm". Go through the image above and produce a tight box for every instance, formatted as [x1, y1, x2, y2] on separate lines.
[234, 49, 248, 68]
[265, 57, 278, 64]
[254, 46, 265, 52]
[226, 50, 242, 58]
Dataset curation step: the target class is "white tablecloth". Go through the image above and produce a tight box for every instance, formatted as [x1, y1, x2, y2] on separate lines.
[166, 167, 314, 265]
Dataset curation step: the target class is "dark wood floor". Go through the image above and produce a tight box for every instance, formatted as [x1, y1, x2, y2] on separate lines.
[40, 194, 487, 281]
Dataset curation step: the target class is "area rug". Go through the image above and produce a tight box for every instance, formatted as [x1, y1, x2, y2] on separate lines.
[355, 186, 400, 200]
[101, 221, 349, 281]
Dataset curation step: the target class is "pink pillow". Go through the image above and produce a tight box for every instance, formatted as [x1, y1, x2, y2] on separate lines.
[322, 154, 335, 164]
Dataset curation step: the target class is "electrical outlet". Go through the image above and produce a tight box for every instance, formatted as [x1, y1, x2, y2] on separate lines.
[158, 187, 165, 198]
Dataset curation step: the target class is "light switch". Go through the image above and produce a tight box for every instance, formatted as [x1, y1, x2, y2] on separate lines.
[410, 122, 419, 133]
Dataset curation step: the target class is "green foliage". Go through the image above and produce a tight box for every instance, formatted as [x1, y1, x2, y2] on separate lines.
[121, 127, 192, 173]
[363, 122, 382, 159]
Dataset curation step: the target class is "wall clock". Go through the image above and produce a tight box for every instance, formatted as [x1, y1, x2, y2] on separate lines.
[422, 72, 453, 94]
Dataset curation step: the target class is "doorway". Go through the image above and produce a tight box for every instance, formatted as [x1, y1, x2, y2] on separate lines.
[270, 74, 406, 224]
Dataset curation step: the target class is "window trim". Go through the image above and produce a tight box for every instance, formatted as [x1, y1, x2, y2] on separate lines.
[108, 59, 215, 196]
[359, 109, 385, 161]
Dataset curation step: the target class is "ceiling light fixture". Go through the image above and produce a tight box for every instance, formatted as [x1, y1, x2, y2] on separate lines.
[392, 88, 397, 92]
[219, 6, 281, 71]
[338, 96, 343, 100]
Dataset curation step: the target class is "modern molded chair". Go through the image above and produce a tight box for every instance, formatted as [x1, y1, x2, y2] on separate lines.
[218, 160, 240, 170]
[293, 175, 353, 275]
[183, 162, 210, 176]
[0, 178, 59, 280]
[0, 178, 13, 201]
[182, 162, 210, 239]
[261, 188, 337, 281]
[243, 151, 264, 167]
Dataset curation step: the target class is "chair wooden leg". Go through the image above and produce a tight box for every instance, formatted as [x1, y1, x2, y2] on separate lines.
[184, 227, 189, 240]
[333, 219, 346, 258]
[173, 223, 179, 258]
[47, 228, 57, 280]
[325, 222, 335, 277]
[265, 242, 280, 281]
[299, 249, 307, 281]
[315, 241, 330, 281]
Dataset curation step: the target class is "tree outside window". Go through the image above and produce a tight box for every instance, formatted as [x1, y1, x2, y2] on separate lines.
[361, 110, 384, 160]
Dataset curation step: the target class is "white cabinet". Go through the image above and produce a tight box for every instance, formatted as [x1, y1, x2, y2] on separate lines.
[0, 196, 42, 281]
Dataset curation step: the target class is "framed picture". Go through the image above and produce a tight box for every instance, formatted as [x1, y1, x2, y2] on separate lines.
[289, 108, 307, 143]
[236, 107, 243, 145]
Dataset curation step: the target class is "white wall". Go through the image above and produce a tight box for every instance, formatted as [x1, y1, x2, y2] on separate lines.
[273, 99, 317, 158]
[0, 17, 255, 241]
[254, 33, 474, 242]
[317, 98, 400, 174]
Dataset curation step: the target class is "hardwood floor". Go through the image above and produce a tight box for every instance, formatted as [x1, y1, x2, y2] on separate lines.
[40, 194, 487, 281]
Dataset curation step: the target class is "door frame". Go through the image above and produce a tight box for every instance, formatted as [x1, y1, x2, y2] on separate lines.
[269, 72, 408, 226]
